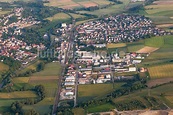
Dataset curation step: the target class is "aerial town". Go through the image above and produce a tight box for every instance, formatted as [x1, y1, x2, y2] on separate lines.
[1, 0, 173, 114]
[0, 7, 44, 66]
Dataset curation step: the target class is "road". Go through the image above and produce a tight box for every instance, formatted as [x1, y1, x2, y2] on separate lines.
[52, 20, 76, 114]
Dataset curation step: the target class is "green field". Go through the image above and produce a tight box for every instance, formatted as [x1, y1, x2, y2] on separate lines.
[78, 83, 123, 103]
[78, 83, 122, 98]
[143, 0, 173, 28]
[107, 43, 127, 49]
[144, 36, 164, 48]
[87, 103, 115, 113]
[112, 83, 173, 109]
[148, 63, 173, 79]
[33, 62, 62, 76]
[78, 0, 130, 16]
[0, 91, 37, 99]
[69, 13, 86, 19]
[0, 62, 62, 114]
[127, 40, 145, 52]
[44, 0, 112, 9]
[46, 13, 71, 21]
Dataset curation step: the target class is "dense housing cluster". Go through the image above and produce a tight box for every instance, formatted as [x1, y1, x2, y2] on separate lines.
[76, 14, 170, 44]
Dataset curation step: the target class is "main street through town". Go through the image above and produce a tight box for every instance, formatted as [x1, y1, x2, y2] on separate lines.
[52, 20, 77, 115]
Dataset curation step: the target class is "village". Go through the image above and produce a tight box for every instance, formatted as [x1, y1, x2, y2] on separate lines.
[76, 14, 170, 44]
[0, 7, 45, 66]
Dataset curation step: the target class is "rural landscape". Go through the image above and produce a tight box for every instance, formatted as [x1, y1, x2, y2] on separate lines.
[0, 0, 173, 115]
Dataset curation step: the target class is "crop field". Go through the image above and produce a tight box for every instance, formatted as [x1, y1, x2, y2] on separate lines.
[144, 0, 173, 27]
[44, 0, 113, 9]
[147, 78, 173, 88]
[136, 46, 159, 54]
[148, 63, 173, 79]
[141, 35, 173, 66]
[78, 1, 98, 8]
[79, 0, 130, 16]
[78, 83, 123, 100]
[46, 13, 71, 21]
[0, 91, 37, 99]
[5, 61, 62, 114]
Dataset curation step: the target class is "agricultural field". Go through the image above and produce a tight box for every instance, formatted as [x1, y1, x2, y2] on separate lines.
[87, 103, 115, 113]
[0, 62, 62, 114]
[32, 62, 62, 76]
[127, 40, 145, 52]
[44, 0, 113, 9]
[78, 83, 123, 103]
[78, 0, 130, 16]
[136, 46, 159, 54]
[46, 13, 71, 22]
[107, 43, 127, 49]
[144, 0, 173, 29]
[0, 91, 37, 99]
[140, 35, 173, 66]
[69, 13, 86, 19]
[112, 83, 173, 109]
[148, 63, 173, 79]
[144, 36, 164, 48]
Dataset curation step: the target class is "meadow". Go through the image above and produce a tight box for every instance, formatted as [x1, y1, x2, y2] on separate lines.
[107, 43, 127, 49]
[46, 13, 71, 22]
[78, 83, 124, 103]
[0, 62, 9, 72]
[0, 91, 37, 99]
[32, 62, 62, 76]
[148, 63, 173, 79]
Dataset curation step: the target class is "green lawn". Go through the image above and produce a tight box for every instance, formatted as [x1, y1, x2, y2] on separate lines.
[127, 40, 145, 52]
[78, 83, 123, 98]
[107, 43, 127, 49]
[33, 62, 62, 76]
[144, 36, 164, 48]
[87, 103, 115, 113]
[0, 91, 37, 99]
